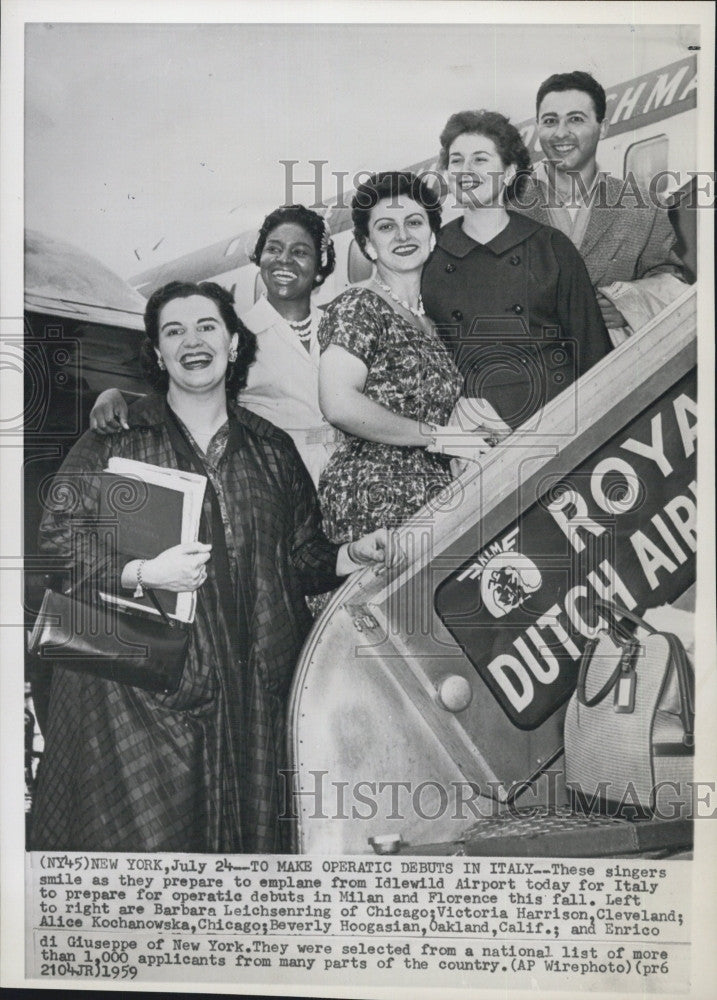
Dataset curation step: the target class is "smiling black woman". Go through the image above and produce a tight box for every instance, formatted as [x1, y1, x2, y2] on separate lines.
[90, 206, 339, 488]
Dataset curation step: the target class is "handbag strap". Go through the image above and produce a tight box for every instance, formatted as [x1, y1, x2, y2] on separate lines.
[576, 635, 638, 708]
[575, 597, 639, 707]
[592, 600, 657, 637]
[63, 558, 176, 629]
[143, 587, 175, 628]
[164, 406, 249, 662]
[577, 600, 695, 742]
[663, 631, 695, 746]
[589, 599, 646, 644]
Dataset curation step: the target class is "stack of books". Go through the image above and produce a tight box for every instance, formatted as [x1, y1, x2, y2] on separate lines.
[98, 458, 207, 623]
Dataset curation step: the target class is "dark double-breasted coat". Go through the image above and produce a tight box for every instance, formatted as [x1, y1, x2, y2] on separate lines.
[31, 394, 342, 853]
[422, 212, 612, 429]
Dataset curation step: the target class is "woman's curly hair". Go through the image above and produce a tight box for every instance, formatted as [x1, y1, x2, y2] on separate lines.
[351, 171, 443, 261]
[438, 110, 532, 199]
[250, 204, 336, 285]
[141, 280, 256, 396]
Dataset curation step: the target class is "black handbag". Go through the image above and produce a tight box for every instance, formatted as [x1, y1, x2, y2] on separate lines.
[28, 408, 246, 698]
[27, 583, 189, 695]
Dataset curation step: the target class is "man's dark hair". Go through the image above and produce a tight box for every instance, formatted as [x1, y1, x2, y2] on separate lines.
[536, 71, 607, 122]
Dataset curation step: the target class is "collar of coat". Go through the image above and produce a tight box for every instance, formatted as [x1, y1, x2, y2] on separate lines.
[527, 163, 620, 203]
[243, 293, 324, 333]
[126, 391, 286, 445]
[436, 212, 544, 258]
[515, 171, 629, 259]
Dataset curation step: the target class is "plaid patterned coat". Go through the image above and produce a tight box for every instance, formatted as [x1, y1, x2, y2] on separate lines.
[31, 394, 342, 853]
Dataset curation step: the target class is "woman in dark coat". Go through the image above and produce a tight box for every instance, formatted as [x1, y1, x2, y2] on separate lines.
[31, 280, 393, 854]
[422, 110, 611, 431]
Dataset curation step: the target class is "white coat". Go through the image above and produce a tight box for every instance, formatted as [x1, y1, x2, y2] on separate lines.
[239, 296, 339, 486]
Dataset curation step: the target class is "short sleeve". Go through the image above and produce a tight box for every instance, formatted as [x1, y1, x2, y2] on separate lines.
[317, 288, 383, 368]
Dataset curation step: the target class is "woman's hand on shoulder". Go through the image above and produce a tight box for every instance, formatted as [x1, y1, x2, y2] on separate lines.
[90, 388, 129, 434]
[122, 543, 212, 593]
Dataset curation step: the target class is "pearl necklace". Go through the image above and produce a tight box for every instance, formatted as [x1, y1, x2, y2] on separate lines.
[288, 315, 313, 340]
[373, 278, 426, 319]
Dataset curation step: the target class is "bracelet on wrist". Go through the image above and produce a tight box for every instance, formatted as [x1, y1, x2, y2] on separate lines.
[424, 423, 438, 449]
[133, 559, 146, 598]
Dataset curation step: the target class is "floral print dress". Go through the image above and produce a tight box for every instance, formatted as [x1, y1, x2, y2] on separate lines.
[317, 287, 463, 542]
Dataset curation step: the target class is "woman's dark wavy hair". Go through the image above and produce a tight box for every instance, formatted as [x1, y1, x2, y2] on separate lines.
[438, 110, 532, 199]
[249, 204, 336, 285]
[141, 280, 257, 396]
[351, 171, 443, 261]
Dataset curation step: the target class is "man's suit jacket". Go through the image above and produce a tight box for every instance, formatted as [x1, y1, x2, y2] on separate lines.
[512, 173, 684, 290]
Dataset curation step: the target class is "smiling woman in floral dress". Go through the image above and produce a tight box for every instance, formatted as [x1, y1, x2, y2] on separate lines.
[316, 171, 471, 546]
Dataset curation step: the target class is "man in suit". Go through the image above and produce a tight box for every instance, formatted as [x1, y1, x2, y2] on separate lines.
[514, 70, 686, 343]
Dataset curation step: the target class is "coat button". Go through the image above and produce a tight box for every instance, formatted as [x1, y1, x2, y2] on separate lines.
[445, 263, 456, 273]
[451, 310, 463, 321]
[511, 304, 524, 315]
[510, 255, 521, 265]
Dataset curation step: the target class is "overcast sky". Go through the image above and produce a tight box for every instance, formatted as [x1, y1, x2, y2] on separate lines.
[24, 21, 696, 279]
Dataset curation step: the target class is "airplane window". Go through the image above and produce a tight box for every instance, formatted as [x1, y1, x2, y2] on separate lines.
[225, 237, 242, 257]
[624, 134, 669, 200]
[347, 239, 373, 284]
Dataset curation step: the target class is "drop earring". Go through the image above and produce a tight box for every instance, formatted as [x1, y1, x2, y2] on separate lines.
[228, 346, 238, 363]
[157, 356, 166, 371]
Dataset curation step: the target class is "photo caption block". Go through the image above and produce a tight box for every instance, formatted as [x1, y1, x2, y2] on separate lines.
[26, 852, 690, 992]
